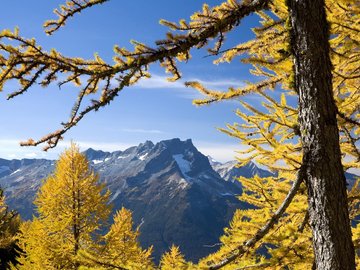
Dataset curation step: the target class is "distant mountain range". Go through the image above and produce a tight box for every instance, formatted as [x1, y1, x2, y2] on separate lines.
[0, 138, 357, 262]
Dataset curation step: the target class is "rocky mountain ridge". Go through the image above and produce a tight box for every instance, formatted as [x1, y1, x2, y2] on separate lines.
[1, 138, 357, 262]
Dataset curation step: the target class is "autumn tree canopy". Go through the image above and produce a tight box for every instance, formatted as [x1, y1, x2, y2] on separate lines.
[0, 0, 359, 269]
[14, 144, 111, 269]
[13, 144, 152, 270]
[79, 207, 154, 270]
[160, 245, 188, 270]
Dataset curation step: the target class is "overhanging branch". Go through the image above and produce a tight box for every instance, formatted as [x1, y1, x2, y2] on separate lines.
[208, 165, 305, 269]
[44, 0, 110, 35]
[0, 0, 269, 150]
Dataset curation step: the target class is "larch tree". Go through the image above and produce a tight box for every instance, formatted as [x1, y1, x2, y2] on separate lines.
[0, 0, 359, 269]
[15, 144, 111, 269]
[79, 207, 154, 270]
[288, 0, 355, 268]
[195, 0, 360, 269]
[160, 245, 188, 270]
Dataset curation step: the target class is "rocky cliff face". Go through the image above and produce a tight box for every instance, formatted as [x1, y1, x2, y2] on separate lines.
[83, 138, 246, 261]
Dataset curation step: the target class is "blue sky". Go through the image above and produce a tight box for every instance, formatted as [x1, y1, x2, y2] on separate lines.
[0, 0, 262, 161]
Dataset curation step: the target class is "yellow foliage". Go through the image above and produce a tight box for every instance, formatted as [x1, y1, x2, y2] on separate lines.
[160, 245, 188, 270]
[13, 144, 154, 269]
[78, 207, 154, 270]
[104, 208, 153, 269]
[15, 143, 111, 269]
[195, 0, 360, 268]
[0, 0, 359, 268]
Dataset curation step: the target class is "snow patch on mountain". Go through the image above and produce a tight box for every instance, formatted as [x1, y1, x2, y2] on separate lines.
[10, 169, 21, 176]
[110, 189, 121, 202]
[169, 178, 188, 198]
[220, 192, 235, 196]
[139, 153, 148, 161]
[118, 155, 130, 159]
[173, 154, 192, 180]
[207, 155, 218, 165]
[92, 159, 103, 164]
[14, 176, 25, 182]
[249, 162, 259, 175]
[178, 178, 188, 189]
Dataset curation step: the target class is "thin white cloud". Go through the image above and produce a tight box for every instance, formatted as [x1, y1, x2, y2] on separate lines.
[197, 146, 237, 162]
[0, 139, 134, 160]
[25, 152, 38, 158]
[194, 78, 245, 88]
[195, 141, 250, 162]
[136, 75, 185, 89]
[133, 74, 247, 101]
[121, 128, 164, 134]
[135, 74, 245, 90]
[52, 74, 247, 101]
[0, 139, 51, 159]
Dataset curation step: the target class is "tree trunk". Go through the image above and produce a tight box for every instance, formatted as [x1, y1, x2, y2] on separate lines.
[287, 0, 356, 269]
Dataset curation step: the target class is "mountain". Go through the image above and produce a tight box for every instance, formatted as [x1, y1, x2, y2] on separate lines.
[82, 139, 248, 262]
[2, 139, 358, 263]
[210, 157, 358, 188]
[0, 158, 54, 217]
[1, 139, 247, 262]
[209, 157, 274, 185]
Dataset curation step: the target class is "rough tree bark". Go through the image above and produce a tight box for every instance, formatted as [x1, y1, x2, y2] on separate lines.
[287, 0, 356, 269]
